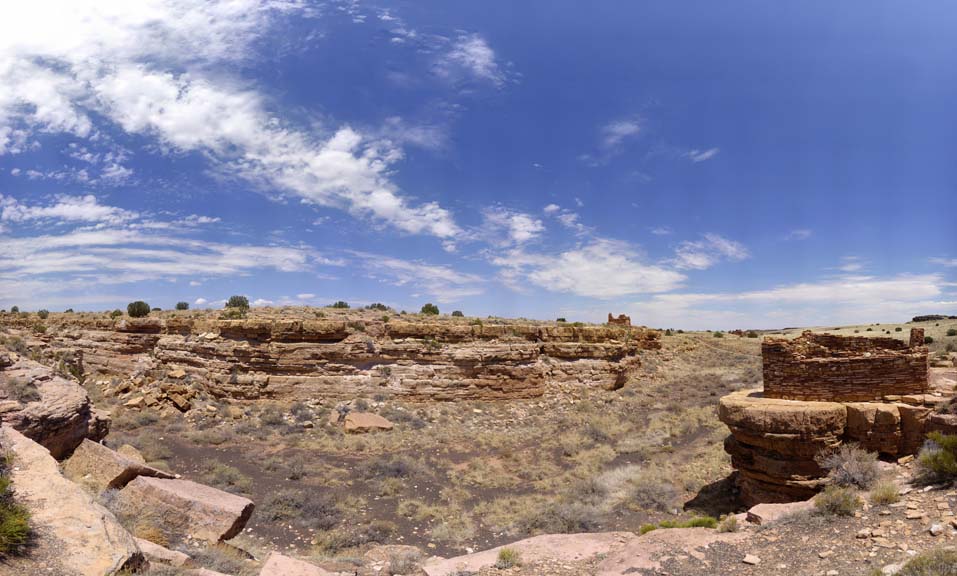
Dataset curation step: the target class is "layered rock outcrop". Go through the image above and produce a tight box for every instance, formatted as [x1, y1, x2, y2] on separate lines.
[0, 351, 109, 458]
[5, 314, 659, 402]
[720, 330, 951, 506]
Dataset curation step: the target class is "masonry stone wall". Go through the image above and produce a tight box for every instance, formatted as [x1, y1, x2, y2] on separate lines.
[762, 329, 929, 401]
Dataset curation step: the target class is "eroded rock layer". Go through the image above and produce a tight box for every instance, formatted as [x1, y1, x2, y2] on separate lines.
[3, 315, 659, 402]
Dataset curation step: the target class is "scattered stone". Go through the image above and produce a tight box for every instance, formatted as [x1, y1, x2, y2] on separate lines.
[61, 439, 174, 492]
[0, 426, 144, 574]
[929, 523, 944, 536]
[117, 443, 147, 464]
[115, 477, 254, 544]
[134, 537, 190, 567]
[743, 554, 761, 565]
[168, 368, 187, 379]
[746, 500, 815, 525]
[259, 552, 333, 575]
[343, 412, 394, 433]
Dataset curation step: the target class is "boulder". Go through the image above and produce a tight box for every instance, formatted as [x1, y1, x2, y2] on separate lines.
[0, 426, 144, 574]
[746, 500, 815, 525]
[343, 411, 394, 433]
[259, 552, 334, 575]
[114, 476, 254, 544]
[62, 439, 175, 492]
[118, 443, 147, 464]
[134, 537, 190, 567]
[0, 355, 109, 458]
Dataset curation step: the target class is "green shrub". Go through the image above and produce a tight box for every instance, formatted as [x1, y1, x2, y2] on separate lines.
[713, 331, 724, 338]
[868, 480, 900, 505]
[556, 317, 567, 323]
[817, 444, 880, 489]
[639, 523, 657, 535]
[151, 307, 161, 312]
[110, 309, 123, 318]
[366, 302, 389, 311]
[127, 301, 150, 318]
[175, 302, 189, 311]
[895, 327, 903, 332]
[947, 329, 957, 337]
[495, 547, 521, 569]
[746, 331, 759, 338]
[917, 433, 957, 480]
[37, 309, 49, 319]
[420, 303, 439, 315]
[664, 329, 673, 336]
[221, 307, 246, 320]
[330, 301, 350, 309]
[226, 295, 249, 310]
[0, 458, 30, 556]
[925, 336, 935, 344]
[814, 485, 862, 516]
[8, 307, 18, 314]
[313, 520, 395, 554]
[6, 378, 39, 403]
[897, 548, 957, 576]
[717, 514, 739, 532]
[451, 310, 464, 317]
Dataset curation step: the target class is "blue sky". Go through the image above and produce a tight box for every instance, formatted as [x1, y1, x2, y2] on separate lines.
[1, 1, 956, 329]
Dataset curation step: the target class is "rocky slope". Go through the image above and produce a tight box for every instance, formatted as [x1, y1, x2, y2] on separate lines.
[1, 310, 659, 403]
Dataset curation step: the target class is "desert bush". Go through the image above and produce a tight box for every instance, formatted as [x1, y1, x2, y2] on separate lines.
[330, 301, 350, 309]
[387, 550, 420, 575]
[200, 463, 251, 494]
[947, 329, 957, 337]
[127, 301, 150, 318]
[717, 514, 739, 532]
[518, 500, 602, 535]
[190, 544, 257, 576]
[924, 335, 935, 344]
[556, 317, 566, 323]
[6, 378, 39, 403]
[628, 472, 678, 512]
[8, 306, 18, 313]
[817, 444, 880, 489]
[356, 455, 420, 480]
[495, 547, 521, 569]
[713, 331, 723, 338]
[367, 302, 389, 311]
[226, 295, 249, 310]
[451, 310, 464, 317]
[746, 331, 759, 338]
[420, 303, 439, 315]
[917, 433, 957, 480]
[895, 327, 903, 332]
[258, 489, 340, 530]
[175, 302, 189, 310]
[896, 548, 957, 576]
[0, 456, 30, 556]
[664, 329, 673, 336]
[814, 485, 862, 516]
[110, 309, 123, 318]
[868, 479, 900, 505]
[313, 520, 395, 554]
[258, 405, 285, 427]
[36, 309, 49, 319]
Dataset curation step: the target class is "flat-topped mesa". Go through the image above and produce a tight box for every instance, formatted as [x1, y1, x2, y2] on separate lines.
[4, 314, 660, 402]
[762, 329, 929, 402]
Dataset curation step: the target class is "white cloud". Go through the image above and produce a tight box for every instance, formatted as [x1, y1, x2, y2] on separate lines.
[296, 293, 315, 300]
[482, 208, 544, 245]
[686, 147, 720, 162]
[785, 228, 812, 241]
[601, 118, 641, 150]
[194, 297, 208, 305]
[673, 234, 750, 270]
[650, 226, 673, 236]
[189, 280, 202, 286]
[438, 33, 504, 86]
[543, 204, 561, 214]
[252, 298, 274, 306]
[0, 1, 459, 239]
[627, 274, 950, 330]
[930, 257, 957, 268]
[350, 251, 484, 303]
[492, 239, 686, 299]
[836, 256, 865, 273]
[0, 194, 136, 224]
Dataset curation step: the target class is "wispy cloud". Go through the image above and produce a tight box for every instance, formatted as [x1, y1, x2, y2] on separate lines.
[685, 147, 720, 163]
[436, 33, 505, 86]
[350, 251, 484, 303]
[785, 228, 813, 241]
[672, 234, 750, 270]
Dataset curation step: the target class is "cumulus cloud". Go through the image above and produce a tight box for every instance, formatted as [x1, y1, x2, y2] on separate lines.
[673, 234, 750, 270]
[482, 207, 544, 245]
[492, 239, 686, 299]
[0, 1, 459, 239]
[0, 194, 136, 225]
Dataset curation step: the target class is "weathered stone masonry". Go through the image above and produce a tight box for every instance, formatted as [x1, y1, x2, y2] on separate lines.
[762, 329, 928, 402]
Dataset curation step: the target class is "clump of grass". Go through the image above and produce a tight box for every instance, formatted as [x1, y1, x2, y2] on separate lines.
[817, 444, 880, 489]
[814, 485, 862, 517]
[896, 548, 957, 576]
[495, 547, 521, 569]
[640, 516, 718, 534]
[199, 462, 252, 494]
[258, 489, 340, 531]
[313, 520, 396, 555]
[868, 479, 900, 505]
[0, 456, 30, 556]
[917, 433, 957, 481]
[189, 543, 257, 576]
[627, 471, 678, 512]
[6, 378, 39, 403]
[717, 514, 739, 533]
